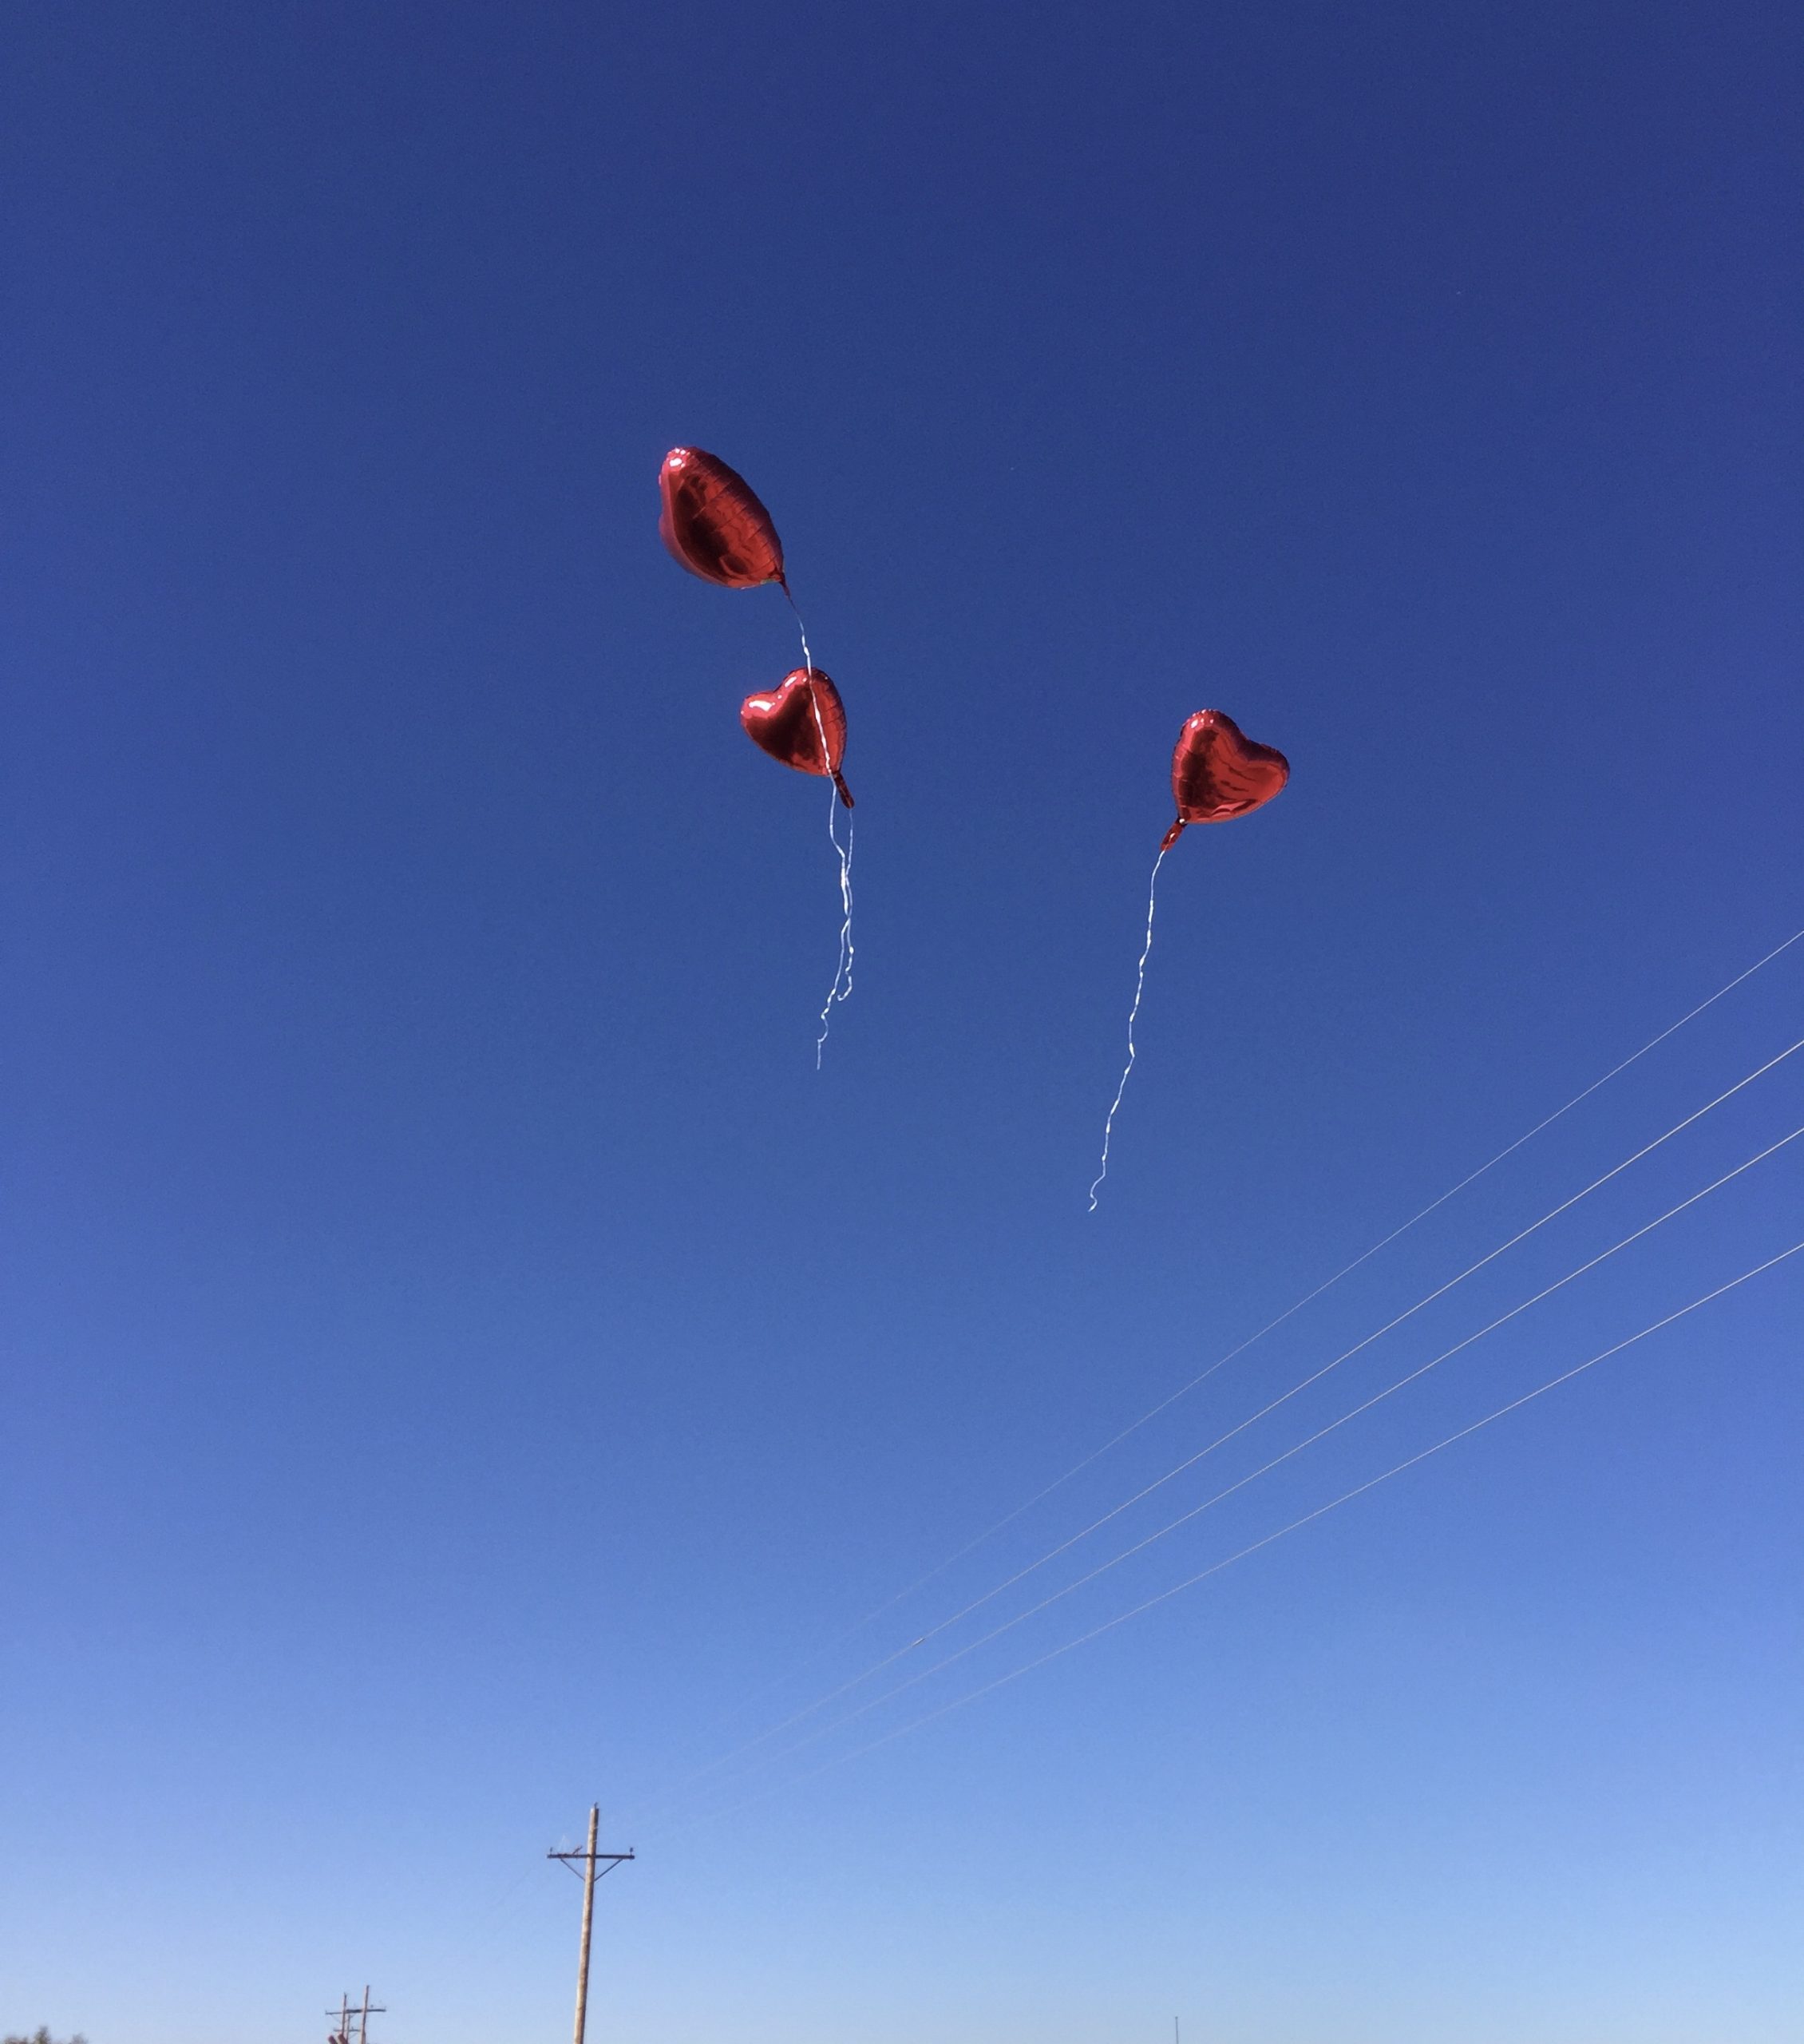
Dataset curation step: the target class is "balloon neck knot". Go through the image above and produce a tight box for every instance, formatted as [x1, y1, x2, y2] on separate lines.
[1160, 818, 1185, 852]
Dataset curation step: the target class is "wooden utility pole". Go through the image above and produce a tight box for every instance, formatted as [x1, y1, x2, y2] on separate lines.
[572, 1806, 599, 2044]
[326, 1988, 382, 2044]
[548, 1804, 635, 2044]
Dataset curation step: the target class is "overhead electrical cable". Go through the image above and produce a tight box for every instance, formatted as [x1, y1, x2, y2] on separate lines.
[627, 1030, 1802, 1827]
[653, 1124, 1801, 1828]
[658, 1236, 1804, 1842]
[855, 925, 1804, 1614]
[629, 925, 1802, 1818]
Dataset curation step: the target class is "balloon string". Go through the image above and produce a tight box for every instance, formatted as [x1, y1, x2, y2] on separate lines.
[1089, 844, 1168, 1210]
[811, 686, 855, 1069]
[785, 584, 813, 676]
[786, 588, 856, 1068]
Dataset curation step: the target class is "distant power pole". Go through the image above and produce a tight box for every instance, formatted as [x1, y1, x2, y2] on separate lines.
[326, 1988, 382, 2044]
[548, 1804, 635, 2044]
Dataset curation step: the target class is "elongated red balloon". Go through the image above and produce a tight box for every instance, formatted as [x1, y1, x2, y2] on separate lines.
[1160, 709, 1288, 850]
[659, 446, 786, 589]
[741, 668, 853, 808]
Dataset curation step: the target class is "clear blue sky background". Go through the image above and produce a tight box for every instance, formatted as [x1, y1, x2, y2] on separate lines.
[3, 3, 1801, 2040]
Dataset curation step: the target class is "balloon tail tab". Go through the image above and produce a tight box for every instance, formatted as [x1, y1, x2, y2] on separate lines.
[1160, 819, 1185, 853]
[833, 771, 854, 810]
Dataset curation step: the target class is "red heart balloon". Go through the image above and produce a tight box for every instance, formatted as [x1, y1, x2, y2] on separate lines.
[740, 668, 854, 808]
[1161, 709, 1288, 849]
[659, 446, 786, 589]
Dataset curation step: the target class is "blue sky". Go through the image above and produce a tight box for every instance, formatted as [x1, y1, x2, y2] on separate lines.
[3, 2, 1800, 2040]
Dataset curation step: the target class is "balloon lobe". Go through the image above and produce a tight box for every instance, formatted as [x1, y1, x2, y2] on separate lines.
[1161, 710, 1288, 850]
[659, 447, 786, 589]
[741, 668, 853, 808]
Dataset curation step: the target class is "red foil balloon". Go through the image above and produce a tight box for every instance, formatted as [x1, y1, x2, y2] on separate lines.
[740, 668, 853, 808]
[1161, 710, 1288, 850]
[659, 446, 786, 589]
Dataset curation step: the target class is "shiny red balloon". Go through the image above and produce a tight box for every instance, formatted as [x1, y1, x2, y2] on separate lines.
[1161, 710, 1288, 850]
[740, 668, 853, 808]
[659, 446, 786, 589]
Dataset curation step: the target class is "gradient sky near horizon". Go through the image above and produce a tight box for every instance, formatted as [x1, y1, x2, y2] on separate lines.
[4, 4, 1802, 2041]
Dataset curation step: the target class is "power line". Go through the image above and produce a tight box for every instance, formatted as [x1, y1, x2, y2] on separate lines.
[658, 1121, 1801, 1824]
[624, 928, 1802, 1824]
[631, 1030, 1803, 1826]
[794, 923, 1803, 1624]
[669, 1235, 1804, 1836]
